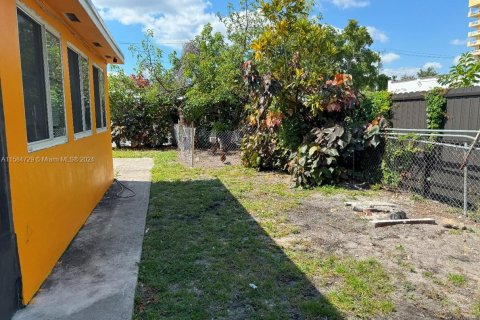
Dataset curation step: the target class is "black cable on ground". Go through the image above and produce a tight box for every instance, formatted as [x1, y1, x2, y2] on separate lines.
[114, 178, 136, 198]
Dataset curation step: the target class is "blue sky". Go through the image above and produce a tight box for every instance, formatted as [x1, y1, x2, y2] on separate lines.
[92, 0, 471, 77]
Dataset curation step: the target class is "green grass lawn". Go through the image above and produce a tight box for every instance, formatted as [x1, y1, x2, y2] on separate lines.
[114, 150, 394, 319]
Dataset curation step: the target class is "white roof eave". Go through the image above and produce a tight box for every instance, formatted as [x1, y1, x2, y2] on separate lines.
[79, 0, 124, 64]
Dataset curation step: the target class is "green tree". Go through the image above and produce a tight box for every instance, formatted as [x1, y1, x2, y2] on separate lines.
[438, 52, 480, 88]
[417, 66, 438, 78]
[400, 74, 416, 81]
[129, 29, 185, 98]
[335, 20, 382, 90]
[377, 74, 389, 90]
[221, 0, 266, 59]
[181, 24, 247, 127]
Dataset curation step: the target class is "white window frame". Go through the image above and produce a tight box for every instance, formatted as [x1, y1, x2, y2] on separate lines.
[17, 3, 69, 153]
[93, 63, 107, 133]
[67, 42, 93, 140]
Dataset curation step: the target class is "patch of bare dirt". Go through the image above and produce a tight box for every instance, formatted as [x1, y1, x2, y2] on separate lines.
[180, 150, 242, 168]
[284, 190, 480, 320]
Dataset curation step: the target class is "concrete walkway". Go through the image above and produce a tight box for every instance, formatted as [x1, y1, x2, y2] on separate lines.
[13, 158, 154, 320]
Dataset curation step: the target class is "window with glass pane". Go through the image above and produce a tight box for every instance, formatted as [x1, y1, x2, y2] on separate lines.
[68, 48, 83, 133]
[93, 66, 107, 129]
[46, 31, 66, 138]
[80, 57, 91, 131]
[17, 8, 67, 149]
[17, 10, 49, 143]
[99, 71, 107, 128]
[68, 48, 91, 135]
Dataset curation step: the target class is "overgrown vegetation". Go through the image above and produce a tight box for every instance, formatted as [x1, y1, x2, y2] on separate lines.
[239, 0, 386, 187]
[379, 87, 446, 187]
[381, 134, 420, 187]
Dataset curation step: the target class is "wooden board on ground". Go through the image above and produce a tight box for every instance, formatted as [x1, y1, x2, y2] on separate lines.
[371, 218, 436, 228]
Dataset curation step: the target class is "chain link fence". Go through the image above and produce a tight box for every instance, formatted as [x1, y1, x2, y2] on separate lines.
[174, 124, 480, 217]
[365, 128, 480, 218]
[174, 123, 247, 168]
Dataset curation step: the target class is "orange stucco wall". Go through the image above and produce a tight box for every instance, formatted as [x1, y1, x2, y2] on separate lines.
[0, 0, 114, 303]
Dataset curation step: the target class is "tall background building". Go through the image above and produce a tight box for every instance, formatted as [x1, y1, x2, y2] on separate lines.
[469, 0, 480, 56]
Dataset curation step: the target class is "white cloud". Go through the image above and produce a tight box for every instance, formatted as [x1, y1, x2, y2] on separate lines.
[423, 62, 442, 69]
[382, 67, 420, 77]
[453, 55, 461, 65]
[450, 38, 468, 46]
[381, 52, 400, 63]
[328, 0, 370, 9]
[383, 61, 443, 78]
[92, 0, 226, 48]
[366, 26, 389, 43]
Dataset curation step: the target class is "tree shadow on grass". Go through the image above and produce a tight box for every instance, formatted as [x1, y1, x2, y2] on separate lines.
[134, 178, 343, 320]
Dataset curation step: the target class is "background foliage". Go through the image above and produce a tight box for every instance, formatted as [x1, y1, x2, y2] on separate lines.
[108, 0, 391, 188]
[438, 53, 480, 88]
[110, 69, 173, 148]
[359, 91, 392, 123]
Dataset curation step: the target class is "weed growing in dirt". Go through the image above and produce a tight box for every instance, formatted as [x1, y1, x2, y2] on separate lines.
[409, 194, 426, 203]
[370, 183, 382, 191]
[447, 273, 466, 287]
[469, 209, 480, 223]
[448, 229, 463, 235]
[473, 297, 480, 317]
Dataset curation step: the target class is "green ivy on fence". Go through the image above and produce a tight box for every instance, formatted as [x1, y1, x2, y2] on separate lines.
[425, 88, 447, 130]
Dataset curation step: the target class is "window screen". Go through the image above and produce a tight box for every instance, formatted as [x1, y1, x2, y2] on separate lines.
[93, 66, 107, 129]
[68, 48, 91, 135]
[17, 8, 67, 149]
[68, 48, 83, 134]
[80, 57, 91, 131]
[46, 31, 66, 138]
[17, 10, 49, 143]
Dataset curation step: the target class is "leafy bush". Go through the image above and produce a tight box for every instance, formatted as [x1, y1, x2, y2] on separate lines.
[288, 125, 348, 187]
[278, 116, 308, 151]
[360, 91, 392, 123]
[109, 70, 173, 148]
[289, 122, 384, 188]
[242, 109, 287, 170]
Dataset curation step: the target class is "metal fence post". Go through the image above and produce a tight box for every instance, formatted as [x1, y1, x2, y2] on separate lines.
[464, 142, 468, 216]
[178, 121, 183, 160]
[190, 123, 195, 168]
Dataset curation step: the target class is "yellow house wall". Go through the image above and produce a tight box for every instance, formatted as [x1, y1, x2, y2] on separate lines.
[0, 0, 114, 304]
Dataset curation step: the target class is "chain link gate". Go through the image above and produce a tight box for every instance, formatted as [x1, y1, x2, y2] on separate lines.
[370, 128, 480, 218]
[174, 122, 247, 168]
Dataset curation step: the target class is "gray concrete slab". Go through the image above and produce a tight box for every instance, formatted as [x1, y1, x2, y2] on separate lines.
[13, 158, 154, 320]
